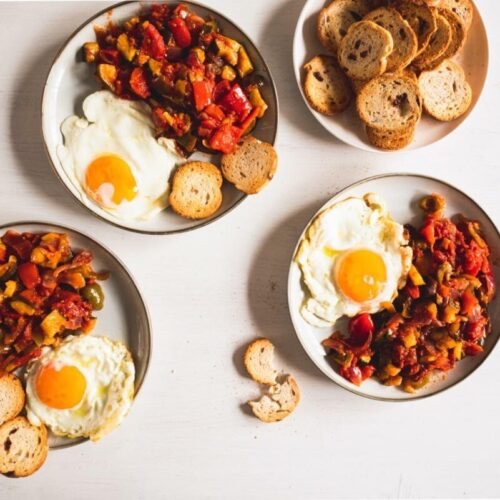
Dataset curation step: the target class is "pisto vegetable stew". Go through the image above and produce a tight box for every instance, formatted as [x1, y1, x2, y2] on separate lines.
[83, 2, 268, 155]
[322, 194, 496, 393]
[0, 231, 107, 374]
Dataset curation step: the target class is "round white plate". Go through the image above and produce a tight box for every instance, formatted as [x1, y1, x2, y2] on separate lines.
[288, 174, 500, 400]
[1, 222, 151, 447]
[293, 1, 489, 152]
[42, 0, 278, 234]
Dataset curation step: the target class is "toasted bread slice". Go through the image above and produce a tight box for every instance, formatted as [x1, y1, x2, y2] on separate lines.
[365, 7, 418, 72]
[441, 0, 473, 31]
[244, 338, 278, 385]
[303, 55, 353, 115]
[221, 136, 277, 195]
[338, 21, 394, 80]
[357, 73, 422, 131]
[390, 0, 437, 55]
[0, 417, 48, 477]
[317, 0, 373, 54]
[169, 161, 223, 220]
[248, 376, 300, 423]
[366, 123, 416, 149]
[418, 59, 471, 120]
[413, 11, 452, 70]
[0, 374, 25, 427]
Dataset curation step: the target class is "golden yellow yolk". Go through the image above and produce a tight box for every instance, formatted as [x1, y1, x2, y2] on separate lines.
[335, 249, 387, 303]
[85, 155, 137, 207]
[36, 364, 87, 410]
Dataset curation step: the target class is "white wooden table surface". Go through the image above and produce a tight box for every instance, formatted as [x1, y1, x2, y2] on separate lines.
[1, 1, 499, 498]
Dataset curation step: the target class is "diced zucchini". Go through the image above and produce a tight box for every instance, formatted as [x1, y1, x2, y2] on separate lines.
[214, 35, 241, 65]
[248, 87, 268, 118]
[40, 310, 66, 339]
[191, 47, 206, 64]
[117, 33, 136, 62]
[408, 265, 425, 286]
[221, 65, 237, 81]
[237, 46, 254, 78]
[4, 280, 17, 298]
[83, 42, 99, 63]
[10, 300, 36, 316]
[148, 59, 163, 76]
[97, 64, 118, 91]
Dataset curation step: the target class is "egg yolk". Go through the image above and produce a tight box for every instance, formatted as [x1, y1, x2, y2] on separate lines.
[85, 155, 137, 207]
[36, 364, 87, 410]
[335, 249, 387, 303]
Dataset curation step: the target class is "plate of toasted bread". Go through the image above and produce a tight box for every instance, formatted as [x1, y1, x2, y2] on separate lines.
[293, 0, 488, 151]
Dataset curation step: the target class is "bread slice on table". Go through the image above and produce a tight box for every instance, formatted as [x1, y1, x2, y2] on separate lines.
[248, 376, 300, 423]
[0, 417, 48, 477]
[364, 7, 418, 72]
[357, 73, 422, 131]
[221, 136, 277, 195]
[418, 59, 471, 121]
[317, 0, 373, 54]
[366, 123, 416, 150]
[303, 55, 353, 115]
[441, 0, 473, 31]
[338, 20, 394, 80]
[169, 161, 223, 220]
[0, 374, 25, 427]
[390, 1, 437, 55]
[244, 338, 278, 385]
[413, 11, 452, 70]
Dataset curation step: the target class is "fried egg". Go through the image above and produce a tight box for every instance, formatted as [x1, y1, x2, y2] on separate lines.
[25, 335, 135, 441]
[57, 90, 181, 221]
[295, 194, 412, 327]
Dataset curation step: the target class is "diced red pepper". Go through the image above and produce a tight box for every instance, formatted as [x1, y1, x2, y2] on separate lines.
[340, 365, 363, 386]
[360, 365, 376, 381]
[420, 220, 435, 247]
[209, 124, 241, 154]
[240, 106, 262, 133]
[461, 288, 479, 317]
[203, 104, 225, 122]
[407, 283, 421, 299]
[463, 341, 483, 356]
[142, 22, 166, 59]
[173, 3, 190, 19]
[130, 67, 151, 98]
[347, 313, 374, 352]
[213, 80, 231, 102]
[18, 262, 41, 289]
[168, 18, 192, 48]
[99, 49, 120, 65]
[2, 231, 33, 260]
[220, 84, 253, 122]
[192, 79, 214, 111]
[463, 247, 483, 276]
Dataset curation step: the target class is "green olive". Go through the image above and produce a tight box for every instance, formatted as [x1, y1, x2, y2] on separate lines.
[81, 283, 104, 311]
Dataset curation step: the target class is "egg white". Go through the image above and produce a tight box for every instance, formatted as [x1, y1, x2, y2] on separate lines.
[57, 90, 181, 221]
[295, 194, 412, 327]
[25, 335, 135, 442]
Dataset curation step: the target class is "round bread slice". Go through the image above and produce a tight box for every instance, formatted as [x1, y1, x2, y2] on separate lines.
[338, 20, 394, 80]
[221, 136, 277, 195]
[413, 11, 452, 70]
[357, 73, 422, 131]
[390, 1, 437, 55]
[248, 376, 300, 423]
[418, 59, 471, 121]
[441, 0, 473, 31]
[0, 417, 48, 477]
[317, 0, 373, 54]
[364, 7, 418, 72]
[169, 162, 223, 220]
[366, 123, 416, 150]
[303, 55, 353, 115]
[243, 338, 278, 385]
[0, 374, 25, 427]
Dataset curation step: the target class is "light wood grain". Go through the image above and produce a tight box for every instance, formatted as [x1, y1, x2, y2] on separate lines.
[0, 1, 499, 498]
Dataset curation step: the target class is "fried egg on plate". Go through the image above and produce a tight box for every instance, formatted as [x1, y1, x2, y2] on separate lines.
[295, 194, 412, 327]
[25, 335, 135, 441]
[57, 90, 181, 221]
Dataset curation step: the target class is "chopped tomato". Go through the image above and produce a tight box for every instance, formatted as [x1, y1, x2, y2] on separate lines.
[209, 124, 241, 154]
[192, 79, 214, 111]
[142, 22, 166, 59]
[130, 67, 151, 98]
[99, 49, 120, 65]
[168, 18, 192, 48]
[18, 262, 41, 289]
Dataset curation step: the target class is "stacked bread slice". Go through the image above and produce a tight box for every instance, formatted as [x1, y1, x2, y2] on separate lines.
[303, 0, 474, 150]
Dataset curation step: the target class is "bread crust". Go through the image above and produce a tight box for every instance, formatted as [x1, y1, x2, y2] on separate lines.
[413, 11, 452, 70]
[169, 161, 223, 220]
[366, 123, 416, 149]
[440, 0, 473, 31]
[0, 374, 25, 427]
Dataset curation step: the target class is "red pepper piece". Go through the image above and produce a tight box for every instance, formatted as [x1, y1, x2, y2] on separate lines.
[420, 220, 435, 247]
[347, 313, 374, 352]
[99, 49, 120, 65]
[340, 365, 363, 386]
[130, 67, 151, 98]
[18, 262, 41, 289]
[360, 365, 375, 381]
[203, 104, 225, 122]
[213, 80, 231, 102]
[192, 79, 214, 111]
[239, 106, 262, 133]
[209, 124, 242, 154]
[142, 22, 166, 59]
[220, 84, 253, 122]
[461, 288, 479, 317]
[2, 230, 33, 260]
[407, 283, 420, 299]
[168, 18, 192, 48]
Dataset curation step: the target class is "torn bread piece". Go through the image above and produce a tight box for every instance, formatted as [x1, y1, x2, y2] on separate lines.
[244, 338, 278, 385]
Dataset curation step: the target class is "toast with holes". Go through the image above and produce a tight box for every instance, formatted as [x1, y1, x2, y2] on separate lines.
[317, 0, 373, 54]
[338, 20, 394, 80]
[303, 55, 353, 114]
[418, 59, 471, 120]
[169, 161, 223, 220]
[364, 7, 418, 71]
[0, 417, 48, 477]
